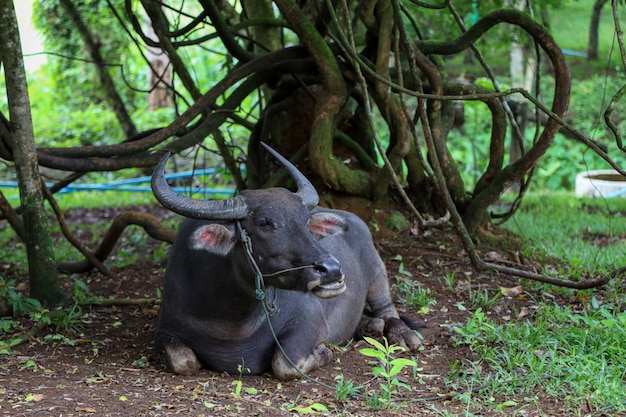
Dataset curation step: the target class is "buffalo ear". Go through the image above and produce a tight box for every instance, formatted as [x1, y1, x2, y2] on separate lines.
[190, 223, 236, 256]
[308, 212, 347, 238]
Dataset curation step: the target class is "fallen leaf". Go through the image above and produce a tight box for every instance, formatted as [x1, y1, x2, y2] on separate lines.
[484, 251, 505, 262]
[24, 393, 43, 402]
[532, 350, 551, 358]
[517, 306, 530, 319]
[155, 403, 176, 410]
[507, 251, 522, 264]
[75, 406, 97, 413]
[439, 391, 457, 401]
[500, 285, 523, 297]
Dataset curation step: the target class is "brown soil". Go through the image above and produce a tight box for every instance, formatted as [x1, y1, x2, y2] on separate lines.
[0, 197, 589, 416]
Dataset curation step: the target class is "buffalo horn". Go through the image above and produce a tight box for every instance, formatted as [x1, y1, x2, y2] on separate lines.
[260, 142, 319, 209]
[151, 152, 248, 220]
[151, 144, 319, 219]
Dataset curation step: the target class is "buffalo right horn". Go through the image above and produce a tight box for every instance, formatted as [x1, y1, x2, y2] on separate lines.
[260, 142, 319, 209]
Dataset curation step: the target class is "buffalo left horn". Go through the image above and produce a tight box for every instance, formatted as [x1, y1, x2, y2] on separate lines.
[151, 143, 319, 219]
[151, 151, 249, 220]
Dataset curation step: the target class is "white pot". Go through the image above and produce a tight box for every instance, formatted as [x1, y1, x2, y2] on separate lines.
[575, 169, 626, 198]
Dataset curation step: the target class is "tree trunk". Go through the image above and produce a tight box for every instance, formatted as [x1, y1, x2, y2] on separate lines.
[59, 0, 138, 138]
[508, 0, 528, 167]
[0, 0, 65, 305]
[588, 0, 608, 60]
[145, 17, 173, 111]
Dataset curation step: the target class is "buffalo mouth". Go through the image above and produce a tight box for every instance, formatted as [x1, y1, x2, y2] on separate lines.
[311, 274, 346, 299]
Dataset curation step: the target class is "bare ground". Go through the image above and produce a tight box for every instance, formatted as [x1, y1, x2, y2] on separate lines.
[0, 196, 601, 416]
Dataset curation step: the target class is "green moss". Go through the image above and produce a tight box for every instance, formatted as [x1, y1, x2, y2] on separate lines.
[384, 211, 411, 231]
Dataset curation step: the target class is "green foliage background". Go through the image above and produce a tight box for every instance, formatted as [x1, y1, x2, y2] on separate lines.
[0, 0, 624, 192]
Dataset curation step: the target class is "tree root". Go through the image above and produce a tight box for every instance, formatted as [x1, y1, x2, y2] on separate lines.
[57, 211, 176, 274]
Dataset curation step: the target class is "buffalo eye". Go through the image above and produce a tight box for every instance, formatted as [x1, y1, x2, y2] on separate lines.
[258, 217, 272, 227]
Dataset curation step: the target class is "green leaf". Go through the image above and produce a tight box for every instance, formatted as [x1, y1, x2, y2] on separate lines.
[363, 336, 387, 352]
[359, 348, 385, 359]
[389, 359, 416, 376]
[371, 366, 388, 378]
[288, 402, 329, 414]
[391, 357, 417, 367]
[497, 400, 518, 410]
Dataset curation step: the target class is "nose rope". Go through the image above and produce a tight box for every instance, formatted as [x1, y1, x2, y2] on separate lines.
[261, 265, 315, 277]
[236, 222, 318, 311]
[236, 222, 279, 315]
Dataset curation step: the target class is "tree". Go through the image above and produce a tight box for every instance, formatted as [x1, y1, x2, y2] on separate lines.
[0, 0, 65, 305]
[1, 0, 620, 290]
[24, 1, 570, 223]
[588, 0, 608, 60]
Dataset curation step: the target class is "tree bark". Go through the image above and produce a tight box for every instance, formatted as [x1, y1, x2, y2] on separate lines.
[588, 0, 608, 60]
[0, 0, 65, 305]
[274, 0, 371, 196]
[144, 15, 173, 110]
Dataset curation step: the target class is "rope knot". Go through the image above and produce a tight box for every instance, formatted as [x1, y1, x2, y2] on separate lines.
[255, 288, 266, 300]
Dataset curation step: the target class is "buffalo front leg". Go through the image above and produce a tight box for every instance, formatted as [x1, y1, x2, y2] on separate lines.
[366, 265, 422, 351]
[271, 342, 333, 380]
[156, 333, 202, 376]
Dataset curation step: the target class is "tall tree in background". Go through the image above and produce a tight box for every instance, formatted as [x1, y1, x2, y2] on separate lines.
[588, 0, 608, 60]
[0, 0, 65, 305]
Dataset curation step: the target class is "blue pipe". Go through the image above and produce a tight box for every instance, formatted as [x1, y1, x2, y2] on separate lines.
[0, 169, 236, 196]
[605, 187, 626, 199]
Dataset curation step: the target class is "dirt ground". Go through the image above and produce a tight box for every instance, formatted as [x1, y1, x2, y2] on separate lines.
[0, 196, 593, 416]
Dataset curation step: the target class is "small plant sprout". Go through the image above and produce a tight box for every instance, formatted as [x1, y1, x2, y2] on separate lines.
[334, 373, 363, 402]
[230, 361, 255, 398]
[392, 279, 437, 312]
[438, 269, 458, 292]
[469, 287, 501, 310]
[359, 336, 417, 409]
[0, 277, 42, 316]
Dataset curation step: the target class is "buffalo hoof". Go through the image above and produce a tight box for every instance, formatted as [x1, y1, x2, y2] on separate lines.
[357, 316, 385, 338]
[385, 317, 422, 351]
[272, 343, 333, 380]
[163, 340, 202, 376]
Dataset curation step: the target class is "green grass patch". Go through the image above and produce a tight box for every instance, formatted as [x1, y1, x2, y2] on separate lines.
[55, 190, 156, 209]
[452, 304, 626, 415]
[0, 187, 155, 209]
[0, 188, 175, 272]
[549, 0, 626, 72]
[504, 192, 626, 274]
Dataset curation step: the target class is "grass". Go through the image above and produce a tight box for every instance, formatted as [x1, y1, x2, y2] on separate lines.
[505, 192, 626, 274]
[0, 187, 155, 209]
[0, 187, 173, 272]
[550, 0, 626, 72]
[451, 304, 626, 415]
[444, 190, 626, 415]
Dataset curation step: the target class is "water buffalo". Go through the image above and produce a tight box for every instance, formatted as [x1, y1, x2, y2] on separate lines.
[151, 143, 420, 380]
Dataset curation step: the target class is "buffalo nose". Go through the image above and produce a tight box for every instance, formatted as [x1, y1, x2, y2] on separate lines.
[314, 257, 342, 279]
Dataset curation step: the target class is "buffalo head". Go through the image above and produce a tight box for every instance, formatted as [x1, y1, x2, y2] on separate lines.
[151, 143, 347, 298]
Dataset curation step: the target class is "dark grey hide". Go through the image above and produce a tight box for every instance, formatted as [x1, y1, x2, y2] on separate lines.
[152, 145, 420, 380]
